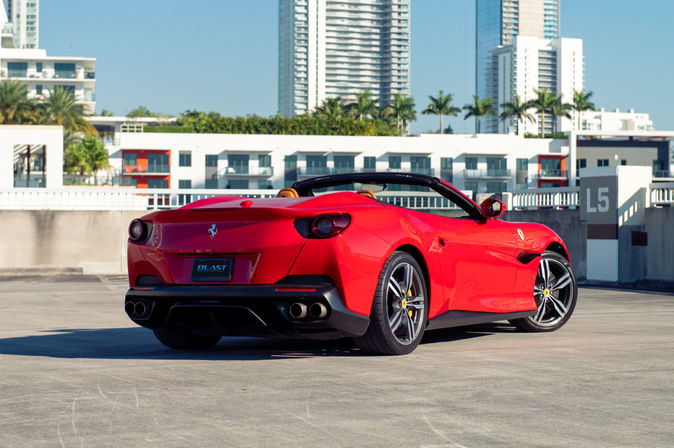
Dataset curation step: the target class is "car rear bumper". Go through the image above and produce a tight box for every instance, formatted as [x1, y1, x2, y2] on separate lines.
[124, 282, 370, 339]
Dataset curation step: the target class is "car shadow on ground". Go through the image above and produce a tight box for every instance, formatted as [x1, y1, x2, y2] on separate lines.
[0, 323, 517, 361]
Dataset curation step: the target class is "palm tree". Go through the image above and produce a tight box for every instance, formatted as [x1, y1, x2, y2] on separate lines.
[64, 136, 109, 184]
[0, 79, 38, 124]
[529, 88, 557, 137]
[462, 96, 495, 134]
[572, 89, 595, 131]
[384, 93, 416, 134]
[346, 91, 378, 121]
[422, 90, 461, 134]
[100, 109, 114, 117]
[499, 94, 535, 135]
[41, 87, 96, 136]
[314, 97, 346, 120]
[550, 95, 574, 135]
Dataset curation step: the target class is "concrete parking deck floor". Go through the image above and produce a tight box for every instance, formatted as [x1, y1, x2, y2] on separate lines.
[0, 277, 672, 448]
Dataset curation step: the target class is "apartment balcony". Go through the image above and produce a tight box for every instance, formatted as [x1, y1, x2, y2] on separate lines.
[652, 170, 672, 180]
[388, 168, 436, 176]
[536, 169, 568, 179]
[463, 169, 512, 179]
[123, 165, 170, 176]
[224, 166, 274, 177]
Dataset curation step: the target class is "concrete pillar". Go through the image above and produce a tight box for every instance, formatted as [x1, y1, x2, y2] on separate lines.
[580, 166, 652, 282]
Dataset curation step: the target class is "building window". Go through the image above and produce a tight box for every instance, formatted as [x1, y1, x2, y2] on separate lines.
[464, 181, 478, 193]
[516, 158, 528, 171]
[205, 177, 218, 189]
[363, 156, 376, 171]
[621, 160, 627, 166]
[306, 155, 328, 175]
[123, 152, 137, 167]
[541, 158, 562, 176]
[178, 179, 192, 189]
[284, 155, 297, 187]
[54, 63, 76, 78]
[148, 153, 169, 173]
[440, 157, 453, 183]
[486, 182, 507, 193]
[597, 159, 609, 167]
[389, 156, 401, 170]
[7, 62, 27, 77]
[228, 154, 249, 174]
[227, 179, 249, 189]
[259, 154, 271, 167]
[147, 178, 169, 189]
[576, 158, 586, 170]
[334, 155, 354, 174]
[410, 156, 431, 175]
[36, 62, 42, 72]
[487, 157, 507, 176]
[179, 151, 191, 167]
[258, 180, 273, 189]
[205, 155, 219, 167]
[465, 157, 478, 170]
[35, 84, 42, 95]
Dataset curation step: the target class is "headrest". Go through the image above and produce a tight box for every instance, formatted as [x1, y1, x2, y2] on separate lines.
[277, 188, 299, 198]
[357, 189, 377, 200]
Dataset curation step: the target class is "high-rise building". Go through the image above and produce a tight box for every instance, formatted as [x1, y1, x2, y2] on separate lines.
[476, 0, 560, 133]
[492, 36, 583, 135]
[3, 0, 38, 49]
[279, 0, 411, 117]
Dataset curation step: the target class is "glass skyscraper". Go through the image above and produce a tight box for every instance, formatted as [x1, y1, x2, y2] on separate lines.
[279, 0, 411, 117]
[475, 0, 560, 133]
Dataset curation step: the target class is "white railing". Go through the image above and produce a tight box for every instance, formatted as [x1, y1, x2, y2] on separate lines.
[2, 184, 670, 212]
[650, 182, 674, 205]
[511, 187, 579, 210]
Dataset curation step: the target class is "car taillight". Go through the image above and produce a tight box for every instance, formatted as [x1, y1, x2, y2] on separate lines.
[310, 214, 350, 238]
[129, 219, 152, 242]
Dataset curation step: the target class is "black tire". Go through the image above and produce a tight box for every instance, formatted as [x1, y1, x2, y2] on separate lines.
[510, 251, 578, 332]
[355, 251, 428, 355]
[153, 328, 221, 350]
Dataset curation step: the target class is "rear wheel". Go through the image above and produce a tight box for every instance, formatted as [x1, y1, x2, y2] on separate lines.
[510, 251, 577, 332]
[355, 252, 428, 355]
[153, 328, 221, 350]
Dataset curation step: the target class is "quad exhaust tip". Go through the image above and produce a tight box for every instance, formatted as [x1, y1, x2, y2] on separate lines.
[289, 303, 308, 319]
[289, 302, 328, 320]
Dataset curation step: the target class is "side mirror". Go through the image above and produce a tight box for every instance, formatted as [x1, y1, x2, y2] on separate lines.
[480, 197, 506, 219]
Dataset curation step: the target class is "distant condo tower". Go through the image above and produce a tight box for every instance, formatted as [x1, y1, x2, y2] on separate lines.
[476, 0, 561, 133]
[3, 0, 38, 49]
[278, 0, 411, 117]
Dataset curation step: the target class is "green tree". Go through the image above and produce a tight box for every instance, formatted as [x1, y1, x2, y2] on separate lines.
[41, 87, 96, 135]
[462, 96, 495, 134]
[529, 88, 557, 137]
[550, 95, 574, 135]
[0, 79, 39, 124]
[100, 109, 114, 117]
[422, 90, 461, 134]
[572, 89, 595, 131]
[314, 97, 346, 120]
[127, 106, 156, 118]
[499, 94, 535, 135]
[384, 93, 416, 134]
[345, 91, 378, 121]
[64, 136, 109, 184]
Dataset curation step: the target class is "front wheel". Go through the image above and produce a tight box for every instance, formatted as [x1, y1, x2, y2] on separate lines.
[510, 251, 578, 332]
[153, 328, 221, 350]
[355, 252, 428, 355]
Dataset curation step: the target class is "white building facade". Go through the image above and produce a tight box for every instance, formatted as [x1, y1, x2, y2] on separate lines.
[2, 0, 38, 49]
[493, 36, 584, 135]
[580, 108, 654, 132]
[278, 0, 411, 116]
[0, 47, 96, 114]
[477, 0, 561, 133]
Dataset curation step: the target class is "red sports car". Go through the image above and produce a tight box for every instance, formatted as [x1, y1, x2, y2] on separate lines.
[125, 173, 577, 355]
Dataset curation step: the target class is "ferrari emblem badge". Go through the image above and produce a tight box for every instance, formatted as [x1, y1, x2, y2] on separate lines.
[208, 224, 218, 239]
[517, 229, 524, 241]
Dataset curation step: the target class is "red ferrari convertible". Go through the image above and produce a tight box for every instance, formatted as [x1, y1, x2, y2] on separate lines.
[125, 173, 577, 355]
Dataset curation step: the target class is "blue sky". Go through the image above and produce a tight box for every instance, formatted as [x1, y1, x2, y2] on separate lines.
[41, 0, 673, 134]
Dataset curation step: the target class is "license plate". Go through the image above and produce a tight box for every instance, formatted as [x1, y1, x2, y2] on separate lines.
[191, 258, 233, 281]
